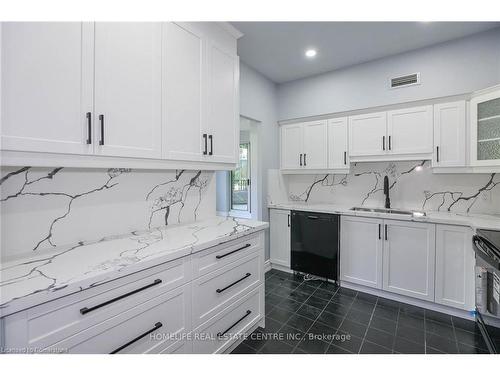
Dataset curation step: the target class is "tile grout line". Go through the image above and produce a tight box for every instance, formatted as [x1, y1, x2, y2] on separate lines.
[391, 303, 401, 353]
[358, 297, 379, 353]
[289, 275, 331, 353]
[423, 310, 427, 354]
[328, 292, 357, 353]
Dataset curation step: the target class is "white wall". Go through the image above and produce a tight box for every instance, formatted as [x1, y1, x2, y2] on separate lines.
[277, 28, 500, 120]
[239, 62, 279, 259]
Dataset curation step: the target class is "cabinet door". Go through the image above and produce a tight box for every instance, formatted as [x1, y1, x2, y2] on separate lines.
[302, 120, 327, 169]
[470, 88, 500, 166]
[340, 216, 383, 289]
[433, 101, 467, 167]
[328, 117, 349, 169]
[280, 124, 303, 169]
[348, 112, 387, 157]
[383, 220, 435, 301]
[162, 22, 203, 162]
[435, 225, 474, 310]
[269, 209, 291, 268]
[205, 41, 239, 163]
[1, 22, 93, 154]
[387, 105, 433, 156]
[94, 22, 162, 159]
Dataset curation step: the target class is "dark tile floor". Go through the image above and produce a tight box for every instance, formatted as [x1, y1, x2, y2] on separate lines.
[231, 269, 490, 354]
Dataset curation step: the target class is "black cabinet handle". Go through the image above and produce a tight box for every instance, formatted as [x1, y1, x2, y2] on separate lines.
[304, 153, 307, 166]
[80, 279, 162, 315]
[378, 223, 381, 240]
[385, 224, 388, 241]
[299, 154, 303, 166]
[202, 134, 208, 155]
[217, 310, 251, 338]
[382, 136, 385, 151]
[209, 134, 213, 155]
[388, 136, 392, 151]
[86, 112, 92, 144]
[344, 151, 347, 165]
[216, 273, 251, 294]
[436, 146, 440, 163]
[110, 322, 162, 354]
[288, 214, 290, 227]
[98, 114, 104, 145]
[216, 244, 251, 259]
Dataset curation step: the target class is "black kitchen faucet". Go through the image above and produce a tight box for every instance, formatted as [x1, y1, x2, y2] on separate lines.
[384, 175, 391, 209]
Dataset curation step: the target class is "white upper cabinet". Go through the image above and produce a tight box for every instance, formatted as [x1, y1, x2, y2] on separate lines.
[1, 22, 240, 169]
[435, 225, 475, 310]
[348, 112, 387, 157]
[470, 86, 500, 166]
[433, 101, 467, 167]
[280, 120, 327, 170]
[387, 105, 433, 156]
[280, 123, 303, 169]
[94, 22, 162, 159]
[205, 41, 239, 163]
[340, 216, 383, 290]
[327, 117, 349, 170]
[382, 220, 436, 302]
[163, 22, 203, 162]
[302, 120, 328, 169]
[1, 22, 94, 154]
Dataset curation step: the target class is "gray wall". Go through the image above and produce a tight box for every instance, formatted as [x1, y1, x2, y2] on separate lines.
[239, 62, 279, 260]
[277, 27, 500, 120]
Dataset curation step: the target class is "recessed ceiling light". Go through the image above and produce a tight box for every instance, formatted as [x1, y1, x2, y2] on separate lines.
[305, 49, 317, 58]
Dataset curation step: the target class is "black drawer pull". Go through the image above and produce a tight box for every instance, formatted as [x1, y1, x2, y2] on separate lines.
[86, 112, 92, 144]
[378, 223, 381, 240]
[388, 135, 392, 151]
[217, 310, 251, 338]
[299, 153, 303, 166]
[80, 279, 162, 315]
[209, 134, 213, 155]
[304, 153, 307, 166]
[382, 136, 385, 151]
[385, 224, 388, 241]
[110, 322, 162, 354]
[436, 146, 440, 163]
[216, 273, 251, 294]
[98, 114, 104, 145]
[344, 151, 347, 165]
[216, 244, 251, 259]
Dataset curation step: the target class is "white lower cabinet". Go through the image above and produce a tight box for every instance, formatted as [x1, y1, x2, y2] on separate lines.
[269, 209, 291, 269]
[1, 231, 265, 354]
[434, 225, 475, 310]
[340, 216, 383, 289]
[382, 220, 436, 302]
[341, 216, 475, 311]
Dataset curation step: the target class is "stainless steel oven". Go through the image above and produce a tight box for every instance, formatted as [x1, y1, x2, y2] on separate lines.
[473, 229, 500, 354]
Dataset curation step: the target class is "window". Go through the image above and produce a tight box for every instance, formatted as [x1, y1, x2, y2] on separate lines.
[230, 142, 250, 212]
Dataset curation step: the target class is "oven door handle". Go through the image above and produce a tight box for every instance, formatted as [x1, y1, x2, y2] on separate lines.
[473, 235, 500, 269]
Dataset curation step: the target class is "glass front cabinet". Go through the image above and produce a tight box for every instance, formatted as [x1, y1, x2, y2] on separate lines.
[471, 86, 500, 166]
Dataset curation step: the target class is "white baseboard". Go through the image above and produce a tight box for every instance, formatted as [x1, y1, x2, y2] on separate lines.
[341, 280, 475, 321]
[268, 262, 293, 274]
[264, 260, 272, 273]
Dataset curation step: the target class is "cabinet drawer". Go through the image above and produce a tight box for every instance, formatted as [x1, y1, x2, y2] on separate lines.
[47, 284, 191, 354]
[192, 232, 263, 278]
[193, 284, 264, 354]
[192, 251, 263, 329]
[4, 257, 190, 350]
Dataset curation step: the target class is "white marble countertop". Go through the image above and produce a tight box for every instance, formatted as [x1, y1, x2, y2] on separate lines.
[268, 202, 500, 230]
[0, 216, 268, 318]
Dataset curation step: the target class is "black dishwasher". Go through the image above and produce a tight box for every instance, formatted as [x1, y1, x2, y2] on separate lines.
[291, 211, 339, 281]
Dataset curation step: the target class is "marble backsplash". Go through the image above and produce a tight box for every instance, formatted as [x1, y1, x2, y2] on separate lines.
[267, 161, 500, 215]
[0, 167, 215, 259]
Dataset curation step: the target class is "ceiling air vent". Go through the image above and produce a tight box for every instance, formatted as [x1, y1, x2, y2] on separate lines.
[390, 73, 420, 89]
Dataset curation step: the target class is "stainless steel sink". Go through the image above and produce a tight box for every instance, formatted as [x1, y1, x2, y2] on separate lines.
[350, 207, 426, 216]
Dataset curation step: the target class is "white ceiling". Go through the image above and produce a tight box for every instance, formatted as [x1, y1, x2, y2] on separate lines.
[231, 22, 500, 83]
